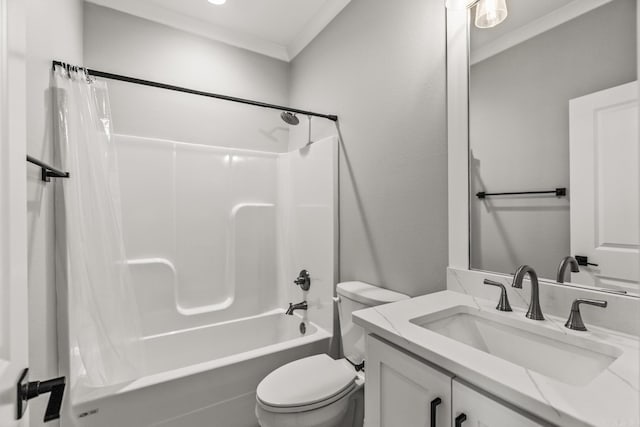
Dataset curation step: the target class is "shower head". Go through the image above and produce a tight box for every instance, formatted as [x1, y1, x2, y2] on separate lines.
[280, 111, 300, 126]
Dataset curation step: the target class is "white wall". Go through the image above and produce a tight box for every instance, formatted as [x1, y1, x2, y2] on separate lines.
[278, 138, 339, 334]
[116, 135, 280, 335]
[288, 0, 449, 297]
[469, 0, 636, 280]
[83, 3, 291, 152]
[25, 0, 83, 426]
[113, 133, 336, 339]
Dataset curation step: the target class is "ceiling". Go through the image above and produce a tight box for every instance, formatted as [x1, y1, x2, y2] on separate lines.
[85, 0, 351, 61]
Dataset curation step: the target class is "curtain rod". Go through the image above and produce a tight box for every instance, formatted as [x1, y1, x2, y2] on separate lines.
[52, 61, 338, 122]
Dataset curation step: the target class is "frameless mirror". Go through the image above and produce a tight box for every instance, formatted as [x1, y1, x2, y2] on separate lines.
[468, 0, 639, 295]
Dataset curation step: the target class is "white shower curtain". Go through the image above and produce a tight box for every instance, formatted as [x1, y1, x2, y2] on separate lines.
[53, 65, 143, 387]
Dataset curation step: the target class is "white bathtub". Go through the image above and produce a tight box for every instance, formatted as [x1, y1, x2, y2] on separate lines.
[65, 312, 331, 427]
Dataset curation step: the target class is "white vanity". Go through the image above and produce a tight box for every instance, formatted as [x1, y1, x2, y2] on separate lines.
[353, 285, 639, 427]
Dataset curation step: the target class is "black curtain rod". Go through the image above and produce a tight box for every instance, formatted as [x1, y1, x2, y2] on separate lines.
[27, 155, 70, 182]
[476, 188, 566, 199]
[52, 61, 338, 122]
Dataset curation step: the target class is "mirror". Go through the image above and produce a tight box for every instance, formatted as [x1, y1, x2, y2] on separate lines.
[468, 0, 639, 295]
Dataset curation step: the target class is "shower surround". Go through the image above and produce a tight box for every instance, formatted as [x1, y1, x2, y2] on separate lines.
[58, 134, 338, 426]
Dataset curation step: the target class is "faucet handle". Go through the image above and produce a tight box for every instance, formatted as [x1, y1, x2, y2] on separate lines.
[293, 269, 311, 291]
[565, 298, 608, 331]
[483, 279, 512, 312]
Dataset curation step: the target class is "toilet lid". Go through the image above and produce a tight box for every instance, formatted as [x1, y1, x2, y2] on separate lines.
[256, 354, 356, 409]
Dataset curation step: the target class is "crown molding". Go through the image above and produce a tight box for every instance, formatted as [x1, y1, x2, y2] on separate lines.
[288, 0, 351, 60]
[85, 0, 350, 62]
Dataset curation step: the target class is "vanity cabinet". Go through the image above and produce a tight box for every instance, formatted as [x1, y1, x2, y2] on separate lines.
[365, 335, 451, 427]
[452, 380, 543, 427]
[365, 335, 544, 427]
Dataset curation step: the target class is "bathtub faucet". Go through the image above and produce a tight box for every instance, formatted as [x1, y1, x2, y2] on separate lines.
[286, 301, 308, 315]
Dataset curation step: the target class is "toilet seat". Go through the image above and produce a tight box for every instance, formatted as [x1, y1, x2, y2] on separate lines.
[256, 354, 357, 413]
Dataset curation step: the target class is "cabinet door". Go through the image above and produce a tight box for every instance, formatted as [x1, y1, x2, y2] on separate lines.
[365, 336, 451, 427]
[452, 380, 544, 427]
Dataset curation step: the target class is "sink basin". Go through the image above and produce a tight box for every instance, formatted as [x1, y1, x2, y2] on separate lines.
[411, 307, 622, 386]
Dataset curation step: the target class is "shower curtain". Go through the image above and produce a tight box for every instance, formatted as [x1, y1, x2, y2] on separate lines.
[52, 65, 143, 387]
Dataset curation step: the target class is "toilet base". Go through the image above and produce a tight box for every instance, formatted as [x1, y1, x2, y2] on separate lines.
[256, 388, 363, 427]
[338, 387, 364, 427]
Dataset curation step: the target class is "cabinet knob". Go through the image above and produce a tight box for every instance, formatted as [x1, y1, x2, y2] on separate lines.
[455, 413, 467, 427]
[430, 397, 442, 427]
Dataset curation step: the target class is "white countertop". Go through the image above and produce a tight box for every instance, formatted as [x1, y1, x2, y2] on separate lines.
[353, 290, 640, 427]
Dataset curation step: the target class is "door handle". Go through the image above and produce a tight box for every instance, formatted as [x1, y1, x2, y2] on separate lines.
[430, 397, 442, 427]
[455, 413, 467, 427]
[17, 368, 66, 422]
[575, 255, 598, 267]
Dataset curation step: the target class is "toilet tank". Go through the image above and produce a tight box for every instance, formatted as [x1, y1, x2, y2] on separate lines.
[336, 281, 409, 366]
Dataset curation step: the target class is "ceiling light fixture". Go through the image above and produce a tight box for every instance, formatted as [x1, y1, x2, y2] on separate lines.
[207, 0, 227, 5]
[474, 0, 508, 28]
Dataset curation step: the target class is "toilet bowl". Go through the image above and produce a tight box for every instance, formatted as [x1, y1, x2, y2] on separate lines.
[255, 354, 364, 427]
[255, 281, 408, 427]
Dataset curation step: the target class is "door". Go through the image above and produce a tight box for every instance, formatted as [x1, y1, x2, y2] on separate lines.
[452, 380, 543, 427]
[0, 0, 29, 425]
[365, 335, 451, 427]
[569, 81, 639, 292]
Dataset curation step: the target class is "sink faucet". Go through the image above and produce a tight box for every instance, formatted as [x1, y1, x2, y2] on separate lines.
[556, 256, 580, 283]
[511, 265, 544, 320]
[483, 279, 512, 312]
[565, 298, 607, 331]
[286, 301, 308, 315]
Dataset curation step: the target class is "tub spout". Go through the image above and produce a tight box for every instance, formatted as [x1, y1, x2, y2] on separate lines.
[286, 301, 308, 315]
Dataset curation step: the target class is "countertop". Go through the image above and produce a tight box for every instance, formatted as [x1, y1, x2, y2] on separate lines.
[353, 290, 640, 427]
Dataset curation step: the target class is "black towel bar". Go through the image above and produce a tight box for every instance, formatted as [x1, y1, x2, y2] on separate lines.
[26, 155, 70, 182]
[476, 188, 566, 199]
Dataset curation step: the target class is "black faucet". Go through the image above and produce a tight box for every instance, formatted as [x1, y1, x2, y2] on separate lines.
[565, 298, 608, 331]
[286, 301, 308, 315]
[556, 256, 580, 283]
[293, 270, 311, 291]
[512, 265, 544, 320]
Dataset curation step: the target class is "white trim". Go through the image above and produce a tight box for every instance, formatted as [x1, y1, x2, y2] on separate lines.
[86, 0, 288, 60]
[448, 0, 640, 288]
[85, 0, 351, 62]
[445, 0, 479, 10]
[0, 0, 28, 424]
[447, 8, 470, 270]
[471, 0, 615, 65]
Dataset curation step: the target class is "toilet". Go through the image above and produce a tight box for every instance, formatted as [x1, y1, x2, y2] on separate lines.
[255, 281, 409, 427]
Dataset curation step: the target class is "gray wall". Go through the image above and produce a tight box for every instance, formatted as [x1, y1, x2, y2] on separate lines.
[470, 0, 637, 279]
[289, 0, 448, 297]
[25, 0, 83, 426]
[84, 3, 291, 152]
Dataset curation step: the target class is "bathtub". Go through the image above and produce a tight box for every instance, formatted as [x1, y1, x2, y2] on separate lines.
[65, 312, 331, 427]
